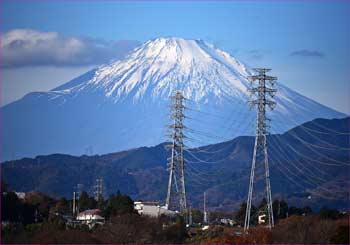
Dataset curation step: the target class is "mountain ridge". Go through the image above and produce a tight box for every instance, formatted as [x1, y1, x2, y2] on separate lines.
[2, 117, 349, 211]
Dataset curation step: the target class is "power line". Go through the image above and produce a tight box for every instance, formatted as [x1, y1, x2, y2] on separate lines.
[269, 137, 345, 193]
[270, 124, 350, 166]
[184, 148, 231, 164]
[271, 113, 350, 151]
[270, 143, 348, 200]
[269, 113, 350, 165]
[270, 137, 341, 183]
[307, 119, 350, 135]
[186, 114, 256, 154]
[185, 160, 230, 177]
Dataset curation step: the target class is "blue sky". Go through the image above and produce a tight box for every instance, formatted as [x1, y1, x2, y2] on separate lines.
[1, 0, 349, 113]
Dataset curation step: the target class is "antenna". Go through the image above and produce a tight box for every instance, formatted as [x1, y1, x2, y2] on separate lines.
[244, 68, 277, 231]
[165, 90, 187, 213]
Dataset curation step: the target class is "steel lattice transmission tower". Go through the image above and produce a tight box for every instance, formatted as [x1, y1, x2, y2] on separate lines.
[244, 68, 277, 231]
[94, 178, 104, 201]
[165, 90, 187, 212]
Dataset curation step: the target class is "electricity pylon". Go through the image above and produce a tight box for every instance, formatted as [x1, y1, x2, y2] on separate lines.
[165, 90, 187, 212]
[244, 68, 277, 231]
[75, 183, 84, 213]
[94, 177, 104, 201]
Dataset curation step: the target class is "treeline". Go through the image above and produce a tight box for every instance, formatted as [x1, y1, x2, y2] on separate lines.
[234, 198, 344, 226]
[1, 182, 348, 244]
[1, 183, 188, 244]
[2, 184, 135, 226]
[189, 199, 348, 244]
[61, 190, 135, 217]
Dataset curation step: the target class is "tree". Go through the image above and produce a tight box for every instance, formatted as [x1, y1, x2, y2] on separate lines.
[1, 181, 8, 193]
[320, 207, 340, 220]
[2, 191, 37, 224]
[79, 191, 97, 211]
[235, 202, 257, 226]
[191, 208, 203, 224]
[103, 191, 134, 217]
[273, 199, 288, 220]
[288, 206, 303, 216]
[25, 192, 54, 220]
[162, 215, 187, 243]
[2, 192, 22, 222]
[259, 198, 267, 210]
[302, 206, 312, 215]
[53, 197, 71, 214]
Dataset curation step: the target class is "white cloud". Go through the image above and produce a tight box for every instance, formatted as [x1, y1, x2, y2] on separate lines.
[1, 29, 140, 67]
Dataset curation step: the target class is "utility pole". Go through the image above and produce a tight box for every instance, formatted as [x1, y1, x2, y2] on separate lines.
[73, 191, 77, 216]
[244, 68, 277, 232]
[165, 90, 187, 213]
[188, 203, 193, 226]
[35, 209, 38, 223]
[203, 191, 208, 223]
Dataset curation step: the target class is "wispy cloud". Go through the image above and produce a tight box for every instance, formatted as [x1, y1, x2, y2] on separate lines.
[290, 49, 325, 58]
[247, 49, 264, 60]
[1, 29, 140, 68]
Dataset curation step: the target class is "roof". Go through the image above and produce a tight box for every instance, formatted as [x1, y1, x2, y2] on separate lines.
[134, 201, 159, 205]
[78, 209, 101, 215]
[93, 214, 105, 220]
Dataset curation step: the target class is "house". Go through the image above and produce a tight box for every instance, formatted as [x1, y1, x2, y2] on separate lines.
[76, 209, 105, 228]
[258, 214, 266, 224]
[15, 192, 26, 200]
[134, 201, 177, 217]
[220, 218, 236, 226]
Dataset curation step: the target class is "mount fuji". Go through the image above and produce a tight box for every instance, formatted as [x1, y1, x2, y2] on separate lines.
[1, 37, 345, 161]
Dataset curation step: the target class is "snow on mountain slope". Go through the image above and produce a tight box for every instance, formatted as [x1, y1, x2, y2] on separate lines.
[51, 38, 251, 103]
[1, 37, 345, 161]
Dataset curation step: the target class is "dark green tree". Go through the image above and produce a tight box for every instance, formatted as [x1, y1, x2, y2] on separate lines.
[2, 192, 22, 222]
[162, 215, 187, 243]
[273, 199, 288, 220]
[302, 206, 312, 215]
[288, 206, 303, 216]
[54, 197, 71, 214]
[191, 208, 203, 224]
[103, 191, 134, 217]
[79, 191, 97, 211]
[320, 206, 340, 220]
[258, 198, 267, 210]
[235, 202, 258, 225]
[25, 192, 54, 220]
[2, 191, 36, 224]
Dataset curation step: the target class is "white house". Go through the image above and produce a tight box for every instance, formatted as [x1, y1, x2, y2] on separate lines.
[15, 192, 26, 199]
[258, 214, 266, 224]
[134, 201, 176, 217]
[220, 218, 236, 226]
[76, 209, 105, 227]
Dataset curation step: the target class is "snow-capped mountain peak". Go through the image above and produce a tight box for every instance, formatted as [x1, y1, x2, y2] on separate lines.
[54, 37, 252, 103]
[2, 37, 345, 161]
